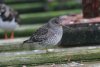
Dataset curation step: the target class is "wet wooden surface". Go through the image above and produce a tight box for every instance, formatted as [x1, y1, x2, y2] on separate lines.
[0, 45, 100, 66]
[35, 61, 100, 67]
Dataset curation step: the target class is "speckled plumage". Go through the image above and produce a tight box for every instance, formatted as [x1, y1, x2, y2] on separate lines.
[23, 17, 65, 48]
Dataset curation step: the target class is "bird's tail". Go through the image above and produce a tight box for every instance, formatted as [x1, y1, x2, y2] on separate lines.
[20, 40, 33, 49]
[23, 40, 33, 44]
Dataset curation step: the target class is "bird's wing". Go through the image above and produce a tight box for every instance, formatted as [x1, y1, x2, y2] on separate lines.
[29, 24, 54, 42]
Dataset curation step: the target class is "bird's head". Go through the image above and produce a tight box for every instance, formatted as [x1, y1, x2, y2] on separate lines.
[48, 16, 66, 28]
[0, 4, 11, 18]
[0, 4, 20, 22]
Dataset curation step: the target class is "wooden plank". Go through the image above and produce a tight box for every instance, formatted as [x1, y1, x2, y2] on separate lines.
[61, 22, 100, 46]
[0, 46, 100, 66]
[0, 37, 28, 52]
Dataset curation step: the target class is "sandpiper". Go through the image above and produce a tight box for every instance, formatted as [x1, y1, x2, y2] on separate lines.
[23, 16, 68, 50]
[0, 4, 20, 39]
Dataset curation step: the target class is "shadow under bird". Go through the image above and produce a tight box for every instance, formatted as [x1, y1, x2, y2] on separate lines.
[23, 16, 68, 50]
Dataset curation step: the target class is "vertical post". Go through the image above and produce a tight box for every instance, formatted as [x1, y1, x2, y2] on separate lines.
[82, 0, 100, 18]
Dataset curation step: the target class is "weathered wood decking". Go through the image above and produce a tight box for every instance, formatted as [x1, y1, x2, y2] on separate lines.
[0, 44, 100, 66]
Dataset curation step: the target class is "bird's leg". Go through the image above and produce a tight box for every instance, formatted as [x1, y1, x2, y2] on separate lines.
[29, 43, 33, 50]
[10, 32, 14, 39]
[45, 47, 50, 53]
[4, 32, 8, 39]
[67, 54, 72, 62]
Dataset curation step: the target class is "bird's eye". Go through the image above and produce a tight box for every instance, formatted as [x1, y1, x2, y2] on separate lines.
[54, 17, 59, 24]
[1, 9, 5, 12]
[55, 20, 58, 24]
[1, 7, 5, 12]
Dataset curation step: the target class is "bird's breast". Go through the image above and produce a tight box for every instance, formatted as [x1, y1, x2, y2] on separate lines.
[43, 27, 63, 46]
[0, 18, 19, 31]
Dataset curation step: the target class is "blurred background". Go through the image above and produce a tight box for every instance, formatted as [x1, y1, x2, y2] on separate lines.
[0, 0, 82, 39]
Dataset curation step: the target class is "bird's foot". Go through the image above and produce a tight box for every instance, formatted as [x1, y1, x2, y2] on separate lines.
[66, 54, 72, 62]
[10, 32, 14, 39]
[45, 49, 49, 53]
[4, 33, 8, 39]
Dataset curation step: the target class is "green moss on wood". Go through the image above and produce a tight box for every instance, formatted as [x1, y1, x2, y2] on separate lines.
[0, 48, 100, 66]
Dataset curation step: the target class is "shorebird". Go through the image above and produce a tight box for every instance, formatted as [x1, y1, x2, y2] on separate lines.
[23, 16, 68, 51]
[0, 4, 20, 39]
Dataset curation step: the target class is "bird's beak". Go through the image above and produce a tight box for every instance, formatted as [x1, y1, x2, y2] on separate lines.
[59, 15, 74, 26]
[59, 22, 65, 26]
[0, 12, 1, 16]
[61, 21, 74, 26]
